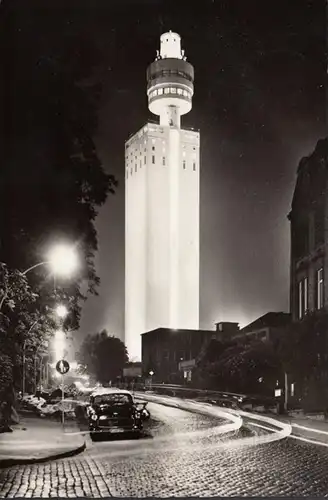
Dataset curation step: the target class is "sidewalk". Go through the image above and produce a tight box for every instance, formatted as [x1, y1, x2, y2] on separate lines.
[0, 413, 86, 467]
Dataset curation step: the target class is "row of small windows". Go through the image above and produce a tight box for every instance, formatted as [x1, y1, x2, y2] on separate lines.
[149, 87, 192, 100]
[149, 69, 193, 83]
[126, 158, 197, 178]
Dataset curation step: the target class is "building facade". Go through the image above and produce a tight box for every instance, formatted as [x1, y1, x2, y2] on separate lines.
[233, 312, 291, 343]
[288, 139, 328, 321]
[141, 328, 218, 383]
[125, 32, 200, 360]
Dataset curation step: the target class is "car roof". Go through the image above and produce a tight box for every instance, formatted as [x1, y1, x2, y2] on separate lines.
[91, 387, 132, 397]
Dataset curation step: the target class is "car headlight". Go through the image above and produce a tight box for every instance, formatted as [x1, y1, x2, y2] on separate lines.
[91, 414, 98, 421]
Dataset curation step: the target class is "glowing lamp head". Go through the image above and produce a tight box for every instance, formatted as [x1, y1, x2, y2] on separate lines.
[48, 244, 79, 277]
[55, 304, 68, 319]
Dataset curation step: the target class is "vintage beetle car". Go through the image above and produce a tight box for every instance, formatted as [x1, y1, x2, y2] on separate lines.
[87, 388, 149, 440]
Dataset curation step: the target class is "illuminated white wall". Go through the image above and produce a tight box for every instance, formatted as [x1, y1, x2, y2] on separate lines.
[125, 123, 200, 360]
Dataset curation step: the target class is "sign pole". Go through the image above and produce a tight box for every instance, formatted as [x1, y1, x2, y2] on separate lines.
[56, 359, 70, 429]
[61, 374, 65, 428]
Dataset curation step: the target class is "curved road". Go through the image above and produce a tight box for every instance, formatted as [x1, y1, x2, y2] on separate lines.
[1, 400, 328, 497]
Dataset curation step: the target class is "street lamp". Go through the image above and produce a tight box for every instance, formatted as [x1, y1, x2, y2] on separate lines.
[149, 370, 154, 391]
[55, 304, 68, 319]
[22, 243, 79, 277]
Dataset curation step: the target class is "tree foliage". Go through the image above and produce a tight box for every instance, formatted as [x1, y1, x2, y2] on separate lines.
[0, 2, 117, 392]
[0, 1, 116, 296]
[77, 330, 128, 384]
[195, 338, 282, 395]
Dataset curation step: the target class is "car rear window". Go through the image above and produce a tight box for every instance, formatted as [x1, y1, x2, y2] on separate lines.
[93, 394, 132, 405]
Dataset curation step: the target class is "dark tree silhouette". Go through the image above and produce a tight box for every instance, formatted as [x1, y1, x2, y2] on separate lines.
[78, 330, 129, 384]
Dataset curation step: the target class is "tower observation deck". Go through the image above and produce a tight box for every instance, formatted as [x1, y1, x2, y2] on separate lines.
[147, 31, 194, 128]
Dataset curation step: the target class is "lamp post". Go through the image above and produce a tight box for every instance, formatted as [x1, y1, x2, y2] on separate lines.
[149, 370, 154, 391]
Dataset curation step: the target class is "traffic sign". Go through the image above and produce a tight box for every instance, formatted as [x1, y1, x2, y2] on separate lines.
[56, 359, 70, 375]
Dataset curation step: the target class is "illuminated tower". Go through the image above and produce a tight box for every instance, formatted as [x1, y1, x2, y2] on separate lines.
[125, 31, 200, 360]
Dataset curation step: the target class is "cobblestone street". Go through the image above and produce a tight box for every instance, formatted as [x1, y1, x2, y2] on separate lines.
[1, 402, 328, 497]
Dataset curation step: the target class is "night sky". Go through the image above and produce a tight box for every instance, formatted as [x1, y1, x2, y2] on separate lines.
[63, 0, 326, 344]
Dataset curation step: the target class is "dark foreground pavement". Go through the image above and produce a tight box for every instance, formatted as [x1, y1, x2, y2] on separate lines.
[1, 399, 328, 496]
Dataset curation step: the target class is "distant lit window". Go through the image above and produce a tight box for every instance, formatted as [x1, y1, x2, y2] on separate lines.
[135, 164, 137, 172]
[183, 90, 188, 97]
[183, 160, 186, 169]
[162, 157, 166, 166]
[153, 89, 158, 96]
[183, 150, 186, 157]
[158, 88, 163, 95]
[164, 88, 169, 94]
[316, 268, 324, 309]
[152, 155, 155, 164]
[298, 277, 308, 319]
[193, 162, 196, 171]
[171, 88, 177, 94]
[177, 88, 182, 95]
[144, 156, 146, 164]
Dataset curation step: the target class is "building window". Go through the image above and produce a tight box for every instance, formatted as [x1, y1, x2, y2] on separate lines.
[135, 165, 137, 172]
[171, 87, 177, 93]
[177, 88, 182, 95]
[152, 155, 155, 164]
[140, 160, 142, 167]
[316, 268, 324, 309]
[298, 277, 308, 319]
[158, 88, 163, 95]
[152, 146, 155, 151]
[144, 156, 146, 165]
[162, 157, 166, 166]
[164, 88, 169, 94]
[183, 90, 188, 97]
[130, 168, 133, 176]
[183, 160, 186, 169]
[193, 162, 196, 171]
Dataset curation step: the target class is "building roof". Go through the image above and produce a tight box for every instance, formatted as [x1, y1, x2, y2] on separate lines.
[241, 312, 291, 333]
[141, 327, 215, 337]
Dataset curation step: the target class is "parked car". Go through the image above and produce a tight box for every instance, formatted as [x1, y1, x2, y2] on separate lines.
[87, 388, 149, 440]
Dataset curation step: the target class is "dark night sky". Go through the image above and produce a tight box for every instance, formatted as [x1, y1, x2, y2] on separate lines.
[73, 0, 326, 344]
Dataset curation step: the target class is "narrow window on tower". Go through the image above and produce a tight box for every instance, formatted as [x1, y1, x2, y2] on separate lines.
[152, 146, 155, 151]
[177, 88, 182, 95]
[152, 155, 155, 164]
[183, 160, 186, 169]
[140, 160, 142, 168]
[316, 268, 324, 309]
[144, 156, 146, 164]
[193, 162, 196, 171]
[162, 157, 166, 166]
[158, 88, 163, 95]
[135, 164, 137, 172]
[130, 168, 133, 176]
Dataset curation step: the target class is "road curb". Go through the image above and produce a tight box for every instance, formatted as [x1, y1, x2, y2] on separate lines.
[0, 441, 86, 469]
